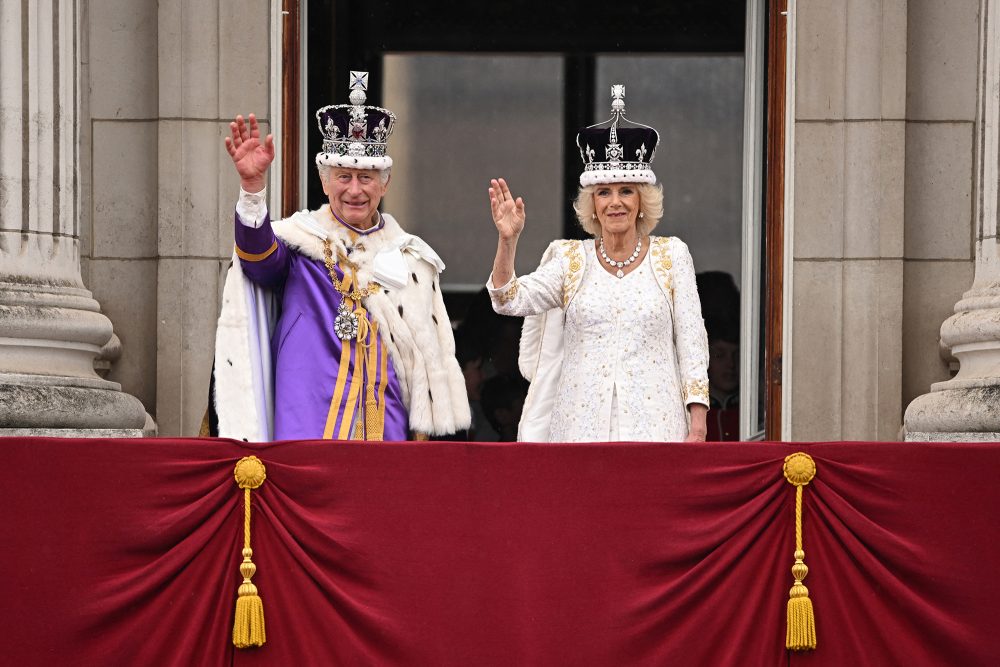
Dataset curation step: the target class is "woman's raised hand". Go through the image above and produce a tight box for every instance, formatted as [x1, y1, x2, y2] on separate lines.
[489, 178, 526, 241]
[224, 113, 275, 193]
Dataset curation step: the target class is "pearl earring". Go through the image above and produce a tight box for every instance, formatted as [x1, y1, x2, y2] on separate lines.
[638, 212, 644, 219]
[592, 213, 597, 219]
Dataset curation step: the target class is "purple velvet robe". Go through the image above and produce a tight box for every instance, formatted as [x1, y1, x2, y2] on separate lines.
[235, 212, 408, 440]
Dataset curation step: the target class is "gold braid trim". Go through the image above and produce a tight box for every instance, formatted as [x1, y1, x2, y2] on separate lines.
[363, 321, 386, 440]
[783, 453, 817, 651]
[235, 240, 278, 262]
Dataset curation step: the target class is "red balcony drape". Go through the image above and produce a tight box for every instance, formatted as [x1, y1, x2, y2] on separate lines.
[2, 438, 998, 666]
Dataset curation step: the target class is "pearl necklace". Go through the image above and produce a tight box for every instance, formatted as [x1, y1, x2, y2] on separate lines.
[599, 237, 643, 278]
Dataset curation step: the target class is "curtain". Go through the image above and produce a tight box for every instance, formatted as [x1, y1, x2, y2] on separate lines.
[2, 438, 998, 666]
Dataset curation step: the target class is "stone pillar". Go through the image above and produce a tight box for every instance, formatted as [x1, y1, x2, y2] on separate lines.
[789, 0, 907, 440]
[905, 0, 1000, 440]
[153, 0, 271, 436]
[0, 0, 147, 434]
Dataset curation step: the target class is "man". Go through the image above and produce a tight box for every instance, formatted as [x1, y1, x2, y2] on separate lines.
[212, 71, 470, 441]
[705, 314, 739, 441]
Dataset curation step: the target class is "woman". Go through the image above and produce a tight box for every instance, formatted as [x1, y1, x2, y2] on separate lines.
[486, 85, 709, 443]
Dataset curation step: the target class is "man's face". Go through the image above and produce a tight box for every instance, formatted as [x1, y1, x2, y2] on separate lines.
[322, 167, 389, 229]
[708, 339, 739, 394]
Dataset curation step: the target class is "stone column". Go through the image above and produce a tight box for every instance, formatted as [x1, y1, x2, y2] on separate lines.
[0, 0, 147, 434]
[905, 0, 1000, 440]
[789, 0, 907, 440]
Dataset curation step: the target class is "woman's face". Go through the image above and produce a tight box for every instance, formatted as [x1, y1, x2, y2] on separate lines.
[593, 183, 641, 236]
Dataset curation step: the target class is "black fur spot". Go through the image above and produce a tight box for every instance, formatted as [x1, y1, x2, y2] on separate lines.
[412, 272, 419, 283]
[432, 281, 436, 292]
[432, 314, 438, 326]
[398, 304, 404, 317]
[227, 359, 233, 366]
[428, 389, 433, 402]
[390, 332, 395, 343]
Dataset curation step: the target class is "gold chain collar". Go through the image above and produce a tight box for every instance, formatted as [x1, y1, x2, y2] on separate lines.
[321, 239, 381, 301]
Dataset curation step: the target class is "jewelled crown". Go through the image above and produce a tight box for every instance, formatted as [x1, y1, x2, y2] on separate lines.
[576, 84, 659, 186]
[315, 71, 397, 170]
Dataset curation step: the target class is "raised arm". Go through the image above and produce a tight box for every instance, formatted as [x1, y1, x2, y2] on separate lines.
[224, 113, 275, 192]
[489, 178, 525, 287]
[224, 114, 288, 286]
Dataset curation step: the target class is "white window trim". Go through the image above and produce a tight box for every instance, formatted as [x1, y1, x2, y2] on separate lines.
[739, 0, 765, 440]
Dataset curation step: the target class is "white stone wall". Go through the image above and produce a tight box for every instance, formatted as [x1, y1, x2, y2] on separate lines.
[788, 0, 979, 440]
[791, 0, 906, 440]
[83, 0, 274, 435]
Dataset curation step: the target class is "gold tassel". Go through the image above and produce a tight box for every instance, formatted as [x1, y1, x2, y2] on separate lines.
[233, 456, 267, 649]
[783, 452, 817, 651]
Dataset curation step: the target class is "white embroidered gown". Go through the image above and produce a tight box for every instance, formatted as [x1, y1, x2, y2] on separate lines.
[489, 237, 710, 442]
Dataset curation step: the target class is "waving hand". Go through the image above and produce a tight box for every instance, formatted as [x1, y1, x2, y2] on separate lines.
[489, 178, 526, 241]
[224, 113, 275, 192]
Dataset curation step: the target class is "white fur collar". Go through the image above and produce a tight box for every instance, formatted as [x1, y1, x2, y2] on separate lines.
[272, 206, 444, 290]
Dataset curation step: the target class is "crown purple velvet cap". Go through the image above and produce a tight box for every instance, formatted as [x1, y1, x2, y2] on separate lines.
[315, 71, 397, 171]
[576, 84, 659, 186]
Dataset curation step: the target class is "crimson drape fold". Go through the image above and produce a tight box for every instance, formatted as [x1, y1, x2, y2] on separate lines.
[2, 438, 998, 666]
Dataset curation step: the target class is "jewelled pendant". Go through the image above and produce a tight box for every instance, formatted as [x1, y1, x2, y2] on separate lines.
[616, 268, 624, 278]
[333, 301, 359, 341]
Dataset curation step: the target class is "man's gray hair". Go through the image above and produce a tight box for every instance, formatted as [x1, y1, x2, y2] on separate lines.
[317, 163, 391, 184]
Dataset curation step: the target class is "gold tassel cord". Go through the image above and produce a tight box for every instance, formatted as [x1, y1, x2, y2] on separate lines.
[232, 456, 267, 649]
[783, 452, 817, 651]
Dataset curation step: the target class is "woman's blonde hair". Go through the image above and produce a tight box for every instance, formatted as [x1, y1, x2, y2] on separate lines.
[572, 182, 664, 237]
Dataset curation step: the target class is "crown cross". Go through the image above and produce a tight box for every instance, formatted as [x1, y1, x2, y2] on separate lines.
[350, 71, 369, 92]
[606, 141, 623, 162]
[349, 71, 369, 107]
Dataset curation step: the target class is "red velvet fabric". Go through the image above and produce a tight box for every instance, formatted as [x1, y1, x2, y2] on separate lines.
[2, 438, 999, 666]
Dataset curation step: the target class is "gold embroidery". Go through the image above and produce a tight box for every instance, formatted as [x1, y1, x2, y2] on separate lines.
[650, 237, 673, 294]
[496, 279, 519, 305]
[561, 240, 584, 307]
[235, 240, 278, 262]
[683, 379, 710, 403]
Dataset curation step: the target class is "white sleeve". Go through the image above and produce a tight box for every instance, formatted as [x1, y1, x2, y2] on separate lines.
[670, 240, 710, 407]
[235, 186, 269, 228]
[486, 241, 566, 317]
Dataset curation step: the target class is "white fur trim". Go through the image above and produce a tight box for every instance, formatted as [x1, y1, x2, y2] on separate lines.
[315, 153, 393, 170]
[213, 254, 276, 441]
[579, 169, 656, 186]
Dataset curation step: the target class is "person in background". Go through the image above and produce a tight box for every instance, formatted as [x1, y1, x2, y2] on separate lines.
[480, 374, 530, 442]
[453, 287, 528, 441]
[705, 314, 740, 441]
[696, 271, 740, 441]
